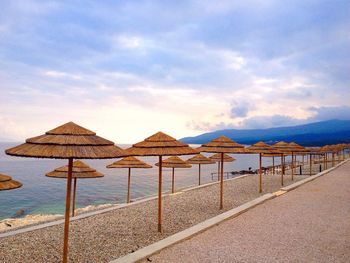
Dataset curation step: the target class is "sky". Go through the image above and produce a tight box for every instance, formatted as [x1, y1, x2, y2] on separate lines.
[0, 0, 349, 143]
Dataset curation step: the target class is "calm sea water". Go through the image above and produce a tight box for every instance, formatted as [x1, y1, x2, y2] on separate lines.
[0, 142, 294, 220]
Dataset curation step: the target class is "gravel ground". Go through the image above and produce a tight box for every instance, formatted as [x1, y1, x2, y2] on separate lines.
[146, 160, 350, 263]
[0, 173, 308, 263]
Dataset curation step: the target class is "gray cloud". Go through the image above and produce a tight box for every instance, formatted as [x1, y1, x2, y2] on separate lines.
[309, 106, 350, 121]
[230, 100, 253, 118]
[241, 115, 305, 129]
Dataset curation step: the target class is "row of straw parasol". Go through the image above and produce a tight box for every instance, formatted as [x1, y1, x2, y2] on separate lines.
[4, 122, 349, 262]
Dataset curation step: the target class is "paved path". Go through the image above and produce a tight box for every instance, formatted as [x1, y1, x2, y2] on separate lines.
[147, 160, 350, 263]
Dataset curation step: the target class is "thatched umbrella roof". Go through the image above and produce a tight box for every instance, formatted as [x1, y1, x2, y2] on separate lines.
[246, 141, 281, 154]
[5, 121, 126, 263]
[320, 145, 335, 153]
[198, 136, 245, 153]
[307, 147, 321, 154]
[155, 156, 192, 168]
[209, 153, 236, 162]
[287, 142, 308, 153]
[6, 122, 126, 159]
[46, 160, 104, 179]
[124, 132, 198, 156]
[187, 154, 215, 165]
[273, 141, 290, 151]
[107, 156, 152, 169]
[0, 173, 22, 191]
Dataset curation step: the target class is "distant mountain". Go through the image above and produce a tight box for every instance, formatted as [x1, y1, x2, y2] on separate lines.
[181, 119, 350, 146]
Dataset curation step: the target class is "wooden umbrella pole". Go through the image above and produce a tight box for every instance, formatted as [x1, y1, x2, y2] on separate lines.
[309, 154, 312, 176]
[259, 153, 262, 193]
[171, 167, 175, 194]
[63, 158, 73, 263]
[72, 178, 77, 217]
[220, 153, 224, 210]
[281, 154, 284, 186]
[332, 152, 335, 167]
[217, 162, 220, 181]
[198, 164, 201, 186]
[127, 167, 131, 203]
[272, 156, 275, 175]
[324, 153, 327, 169]
[291, 153, 294, 181]
[158, 156, 162, 232]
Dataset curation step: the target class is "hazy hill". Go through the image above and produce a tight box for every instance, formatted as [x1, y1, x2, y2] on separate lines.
[181, 119, 350, 146]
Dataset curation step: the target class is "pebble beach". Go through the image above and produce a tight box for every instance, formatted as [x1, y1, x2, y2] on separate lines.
[0, 172, 308, 263]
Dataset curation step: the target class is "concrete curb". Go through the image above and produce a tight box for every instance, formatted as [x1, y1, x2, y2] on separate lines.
[281, 158, 349, 192]
[0, 174, 254, 238]
[110, 193, 275, 263]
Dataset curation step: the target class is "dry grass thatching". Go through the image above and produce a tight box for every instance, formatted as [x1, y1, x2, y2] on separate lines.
[246, 141, 282, 154]
[0, 173, 22, 191]
[106, 156, 152, 169]
[46, 160, 104, 179]
[186, 154, 215, 164]
[209, 153, 236, 162]
[5, 122, 126, 159]
[273, 141, 306, 154]
[155, 156, 192, 168]
[198, 136, 246, 153]
[124, 132, 198, 156]
[320, 145, 336, 153]
[306, 147, 322, 154]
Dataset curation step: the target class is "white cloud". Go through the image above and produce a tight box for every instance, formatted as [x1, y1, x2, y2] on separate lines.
[43, 70, 82, 80]
[114, 35, 146, 49]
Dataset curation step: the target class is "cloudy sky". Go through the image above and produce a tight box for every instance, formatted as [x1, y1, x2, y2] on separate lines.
[1, 0, 349, 143]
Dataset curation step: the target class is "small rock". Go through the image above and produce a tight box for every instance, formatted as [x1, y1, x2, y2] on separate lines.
[15, 209, 26, 217]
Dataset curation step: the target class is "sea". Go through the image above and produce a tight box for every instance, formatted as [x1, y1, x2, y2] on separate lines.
[0, 142, 292, 220]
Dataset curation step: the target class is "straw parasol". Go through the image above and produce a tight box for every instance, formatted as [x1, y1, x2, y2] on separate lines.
[198, 136, 245, 209]
[5, 121, 126, 263]
[124, 131, 198, 232]
[319, 145, 333, 169]
[209, 153, 236, 162]
[187, 154, 215, 185]
[246, 142, 282, 192]
[0, 173, 22, 191]
[107, 156, 152, 203]
[155, 156, 191, 193]
[306, 147, 321, 175]
[46, 160, 104, 216]
[273, 141, 295, 180]
[287, 142, 308, 178]
[209, 153, 236, 181]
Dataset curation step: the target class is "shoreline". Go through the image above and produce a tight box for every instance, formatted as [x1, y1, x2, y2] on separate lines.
[0, 203, 116, 233]
[0, 174, 247, 233]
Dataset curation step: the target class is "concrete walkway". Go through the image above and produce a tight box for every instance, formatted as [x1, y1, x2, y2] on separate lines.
[146, 160, 350, 263]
